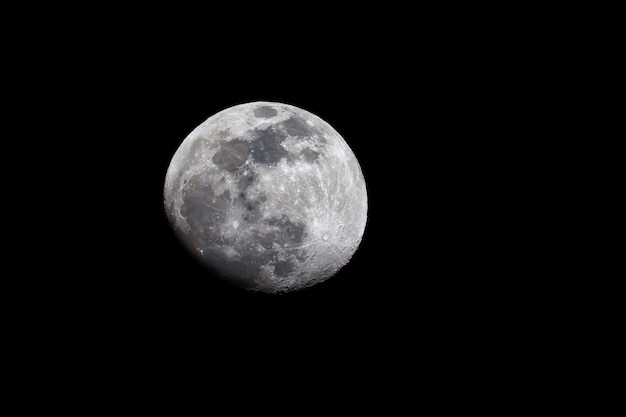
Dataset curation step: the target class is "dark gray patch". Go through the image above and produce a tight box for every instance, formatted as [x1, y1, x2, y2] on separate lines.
[280, 116, 316, 137]
[233, 194, 263, 223]
[300, 148, 320, 163]
[180, 173, 232, 247]
[283, 222, 306, 245]
[250, 127, 288, 164]
[267, 214, 288, 225]
[242, 208, 262, 223]
[253, 228, 279, 250]
[254, 106, 278, 118]
[244, 202, 256, 211]
[237, 172, 256, 191]
[212, 139, 249, 172]
[273, 260, 294, 277]
[266, 215, 306, 246]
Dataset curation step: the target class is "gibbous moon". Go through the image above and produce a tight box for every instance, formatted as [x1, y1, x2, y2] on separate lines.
[163, 101, 367, 293]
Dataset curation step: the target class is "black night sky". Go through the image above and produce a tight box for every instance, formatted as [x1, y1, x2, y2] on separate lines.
[104, 58, 521, 340]
[16, 12, 551, 406]
[47, 33, 529, 342]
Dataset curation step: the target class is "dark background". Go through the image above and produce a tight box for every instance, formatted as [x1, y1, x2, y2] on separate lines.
[81, 41, 528, 356]
[36, 22, 531, 343]
[10, 7, 568, 407]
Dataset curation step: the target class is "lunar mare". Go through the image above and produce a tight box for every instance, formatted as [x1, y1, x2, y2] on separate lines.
[164, 101, 367, 293]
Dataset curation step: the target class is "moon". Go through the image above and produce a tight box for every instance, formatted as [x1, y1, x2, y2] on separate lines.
[163, 101, 368, 293]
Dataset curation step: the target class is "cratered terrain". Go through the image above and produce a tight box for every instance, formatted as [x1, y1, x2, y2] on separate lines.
[164, 101, 367, 293]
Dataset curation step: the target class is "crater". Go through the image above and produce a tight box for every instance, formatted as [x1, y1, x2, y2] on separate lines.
[279, 116, 316, 137]
[300, 148, 320, 163]
[273, 260, 294, 277]
[254, 106, 278, 119]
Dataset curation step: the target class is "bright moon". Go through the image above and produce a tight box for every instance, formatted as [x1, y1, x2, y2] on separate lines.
[164, 101, 367, 293]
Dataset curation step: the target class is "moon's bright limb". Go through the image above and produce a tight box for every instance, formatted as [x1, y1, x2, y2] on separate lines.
[164, 101, 367, 293]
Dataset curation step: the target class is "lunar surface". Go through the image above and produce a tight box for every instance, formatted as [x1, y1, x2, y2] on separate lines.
[163, 101, 367, 293]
